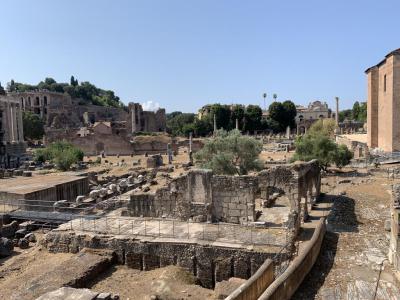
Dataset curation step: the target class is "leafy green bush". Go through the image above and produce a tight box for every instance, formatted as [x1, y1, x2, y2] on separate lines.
[23, 111, 45, 140]
[34, 141, 84, 171]
[292, 121, 353, 169]
[195, 129, 262, 175]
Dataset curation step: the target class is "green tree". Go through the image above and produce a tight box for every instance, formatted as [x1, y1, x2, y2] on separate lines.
[358, 102, 367, 122]
[339, 109, 352, 122]
[166, 112, 196, 136]
[244, 105, 262, 132]
[230, 104, 245, 130]
[282, 100, 297, 128]
[195, 129, 262, 175]
[210, 104, 231, 130]
[352, 101, 360, 120]
[268, 100, 297, 132]
[34, 141, 84, 171]
[307, 119, 336, 138]
[192, 118, 213, 137]
[268, 102, 286, 131]
[22, 111, 45, 140]
[70, 75, 78, 87]
[292, 121, 353, 170]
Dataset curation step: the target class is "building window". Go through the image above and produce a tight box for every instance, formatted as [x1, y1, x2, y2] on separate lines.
[384, 74, 387, 92]
[35, 97, 40, 106]
[44, 96, 48, 106]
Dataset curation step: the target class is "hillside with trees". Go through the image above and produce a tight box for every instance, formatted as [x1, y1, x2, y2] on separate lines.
[6, 76, 124, 108]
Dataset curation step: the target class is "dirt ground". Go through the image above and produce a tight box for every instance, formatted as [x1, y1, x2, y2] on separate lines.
[294, 168, 400, 299]
[89, 265, 215, 300]
[0, 237, 74, 299]
[0, 240, 214, 300]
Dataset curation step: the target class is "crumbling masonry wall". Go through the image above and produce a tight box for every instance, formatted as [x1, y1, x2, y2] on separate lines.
[129, 161, 321, 226]
[390, 184, 400, 275]
[212, 176, 257, 224]
[42, 231, 274, 288]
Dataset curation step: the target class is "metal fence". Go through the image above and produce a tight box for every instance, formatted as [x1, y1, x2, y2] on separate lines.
[0, 198, 289, 247]
[273, 241, 293, 277]
[63, 215, 288, 247]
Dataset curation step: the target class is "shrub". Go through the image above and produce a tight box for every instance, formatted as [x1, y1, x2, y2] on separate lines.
[292, 121, 353, 169]
[34, 141, 84, 171]
[194, 129, 262, 175]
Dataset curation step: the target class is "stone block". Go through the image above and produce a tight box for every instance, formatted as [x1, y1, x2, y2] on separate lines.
[143, 254, 160, 270]
[97, 292, 112, 300]
[0, 237, 13, 257]
[229, 210, 241, 217]
[125, 252, 142, 270]
[234, 257, 250, 279]
[214, 258, 232, 282]
[228, 203, 237, 209]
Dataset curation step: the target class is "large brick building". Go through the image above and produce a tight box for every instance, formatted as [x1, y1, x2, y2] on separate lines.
[366, 48, 400, 152]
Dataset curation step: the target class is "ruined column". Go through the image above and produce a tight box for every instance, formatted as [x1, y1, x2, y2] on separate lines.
[335, 97, 339, 127]
[9, 103, 16, 142]
[137, 106, 141, 131]
[17, 104, 24, 141]
[14, 104, 19, 142]
[131, 104, 136, 134]
[213, 114, 217, 135]
[189, 132, 193, 165]
[235, 118, 239, 130]
[189, 132, 192, 153]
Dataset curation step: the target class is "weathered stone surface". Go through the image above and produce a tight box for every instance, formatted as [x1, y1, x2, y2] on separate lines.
[15, 228, 28, 238]
[35, 287, 98, 300]
[18, 238, 29, 249]
[0, 220, 18, 238]
[11, 248, 115, 299]
[96, 292, 112, 300]
[25, 232, 37, 243]
[0, 237, 13, 257]
[214, 277, 246, 299]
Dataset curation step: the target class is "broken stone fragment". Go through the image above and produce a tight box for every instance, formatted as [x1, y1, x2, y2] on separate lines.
[0, 237, 13, 257]
[25, 232, 37, 243]
[18, 238, 29, 249]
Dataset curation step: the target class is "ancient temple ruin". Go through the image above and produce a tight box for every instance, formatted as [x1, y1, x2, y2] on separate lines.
[0, 95, 26, 168]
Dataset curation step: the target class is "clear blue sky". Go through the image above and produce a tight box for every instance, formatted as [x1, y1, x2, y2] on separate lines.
[1, 0, 399, 113]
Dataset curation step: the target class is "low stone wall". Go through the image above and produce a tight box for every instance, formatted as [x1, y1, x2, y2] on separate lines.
[128, 170, 255, 224]
[42, 231, 277, 288]
[225, 259, 274, 300]
[225, 217, 326, 300]
[258, 217, 326, 300]
[389, 184, 400, 277]
[336, 135, 368, 159]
